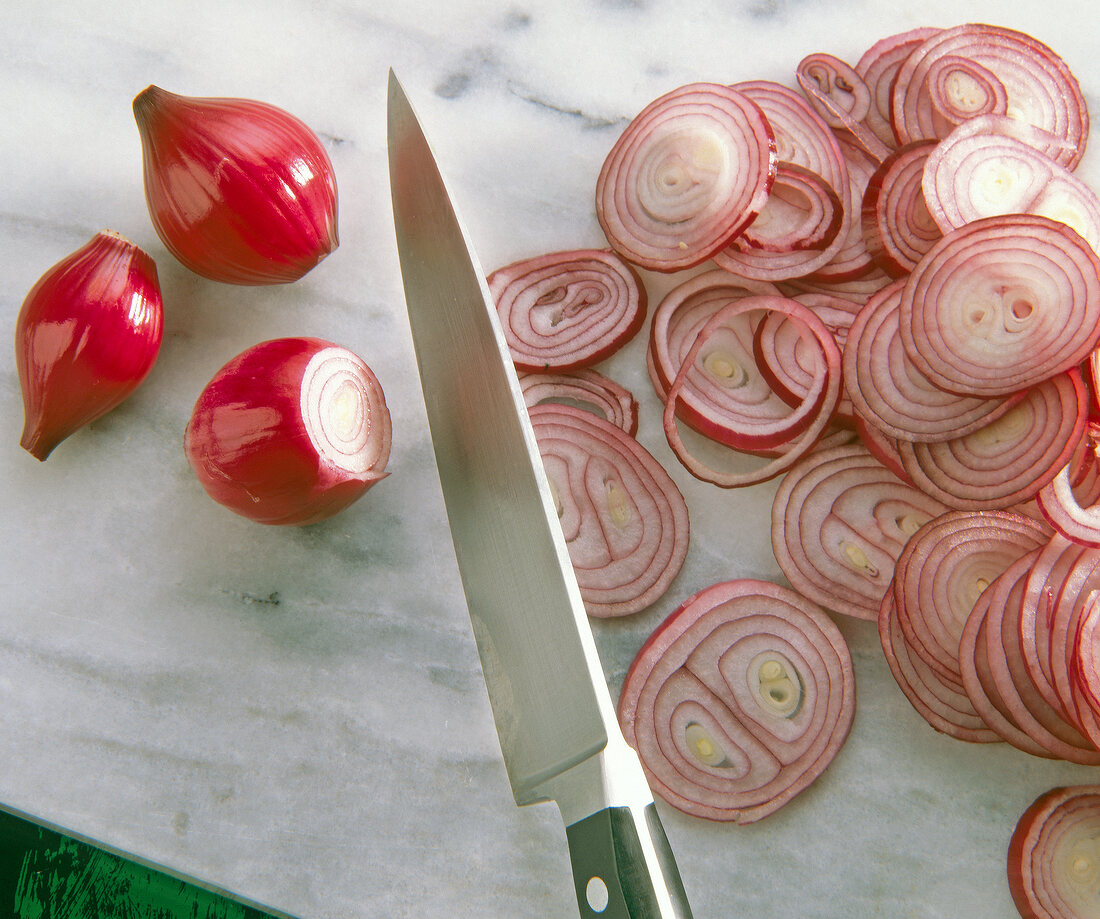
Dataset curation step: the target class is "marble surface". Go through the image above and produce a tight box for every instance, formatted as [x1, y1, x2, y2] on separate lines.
[3, 1, 1100, 917]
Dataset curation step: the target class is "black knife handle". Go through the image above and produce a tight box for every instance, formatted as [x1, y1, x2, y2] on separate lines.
[565, 803, 693, 918]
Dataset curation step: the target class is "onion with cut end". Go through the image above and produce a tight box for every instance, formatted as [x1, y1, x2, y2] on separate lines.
[528, 404, 688, 618]
[618, 578, 855, 823]
[487, 248, 646, 372]
[899, 214, 1100, 399]
[771, 442, 949, 621]
[519, 368, 639, 436]
[184, 337, 391, 526]
[595, 82, 776, 272]
[1008, 785, 1100, 919]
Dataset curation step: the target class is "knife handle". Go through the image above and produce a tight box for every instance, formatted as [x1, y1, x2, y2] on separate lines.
[564, 803, 693, 918]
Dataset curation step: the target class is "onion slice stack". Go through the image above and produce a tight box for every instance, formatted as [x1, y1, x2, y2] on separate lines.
[488, 248, 646, 372]
[529, 404, 689, 618]
[1008, 785, 1100, 919]
[596, 83, 776, 272]
[618, 578, 855, 823]
[879, 509, 1051, 739]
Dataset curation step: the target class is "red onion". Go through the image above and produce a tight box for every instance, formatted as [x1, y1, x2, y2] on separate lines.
[811, 138, 880, 283]
[15, 231, 163, 460]
[771, 442, 949, 620]
[133, 85, 338, 285]
[1037, 457, 1100, 549]
[595, 83, 776, 272]
[896, 370, 1088, 510]
[922, 120, 1100, 252]
[899, 215, 1100, 399]
[861, 142, 942, 279]
[487, 249, 646, 372]
[661, 295, 842, 486]
[528, 404, 688, 618]
[794, 56, 891, 165]
[726, 162, 843, 255]
[519, 369, 639, 436]
[843, 278, 1016, 443]
[855, 27, 943, 149]
[618, 578, 855, 823]
[1008, 785, 1100, 919]
[714, 81, 851, 281]
[185, 338, 390, 526]
[890, 24, 1089, 170]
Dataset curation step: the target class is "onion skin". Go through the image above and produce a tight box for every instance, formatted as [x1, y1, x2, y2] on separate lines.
[185, 338, 390, 526]
[618, 578, 855, 823]
[15, 231, 163, 461]
[133, 85, 339, 285]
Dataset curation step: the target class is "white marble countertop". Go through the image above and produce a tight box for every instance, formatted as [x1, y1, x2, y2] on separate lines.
[3, 1, 1100, 917]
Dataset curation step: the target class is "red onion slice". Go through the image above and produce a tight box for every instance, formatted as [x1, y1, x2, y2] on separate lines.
[596, 83, 777, 272]
[529, 404, 689, 618]
[890, 24, 1089, 170]
[957, 558, 1059, 759]
[797, 53, 872, 129]
[899, 215, 1100, 398]
[519, 369, 639, 436]
[897, 370, 1088, 510]
[487, 248, 646, 372]
[714, 81, 853, 280]
[648, 269, 781, 401]
[618, 578, 855, 823]
[890, 509, 1050, 687]
[861, 142, 943, 278]
[843, 278, 1015, 443]
[922, 123, 1100, 253]
[771, 442, 949, 620]
[729, 162, 844, 255]
[661, 295, 842, 486]
[856, 27, 944, 149]
[1038, 457, 1100, 550]
[1008, 786, 1100, 919]
[973, 552, 1100, 763]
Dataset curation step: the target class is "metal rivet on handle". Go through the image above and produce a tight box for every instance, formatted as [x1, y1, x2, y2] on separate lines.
[585, 876, 609, 913]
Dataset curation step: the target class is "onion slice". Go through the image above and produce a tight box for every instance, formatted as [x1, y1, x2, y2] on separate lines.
[899, 215, 1100, 399]
[922, 121, 1100, 252]
[528, 404, 689, 618]
[896, 370, 1088, 510]
[1008, 785, 1100, 919]
[618, 578, 855, 823]
[596, 83, 776, 272]
[487, 248, 646, 372]
[519, 368, 639, 436]
[890, 23, 1089, 169]
[771, 442, 949, 620]
[855, 26, 943, 149]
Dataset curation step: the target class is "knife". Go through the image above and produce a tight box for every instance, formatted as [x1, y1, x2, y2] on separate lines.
[387, 71, 693, 919]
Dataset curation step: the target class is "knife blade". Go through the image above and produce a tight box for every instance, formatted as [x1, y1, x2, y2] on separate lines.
[387, 71, 693, 919]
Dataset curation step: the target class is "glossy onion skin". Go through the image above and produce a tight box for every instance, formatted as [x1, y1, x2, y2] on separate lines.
[618, 578, 855, 823]
[133, 85, 339, 285]
[185, 337, 390, 526]
[15, 231, 163, 460]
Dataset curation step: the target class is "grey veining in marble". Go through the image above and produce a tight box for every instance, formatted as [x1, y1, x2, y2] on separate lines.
[3, 2, 1100, 918]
